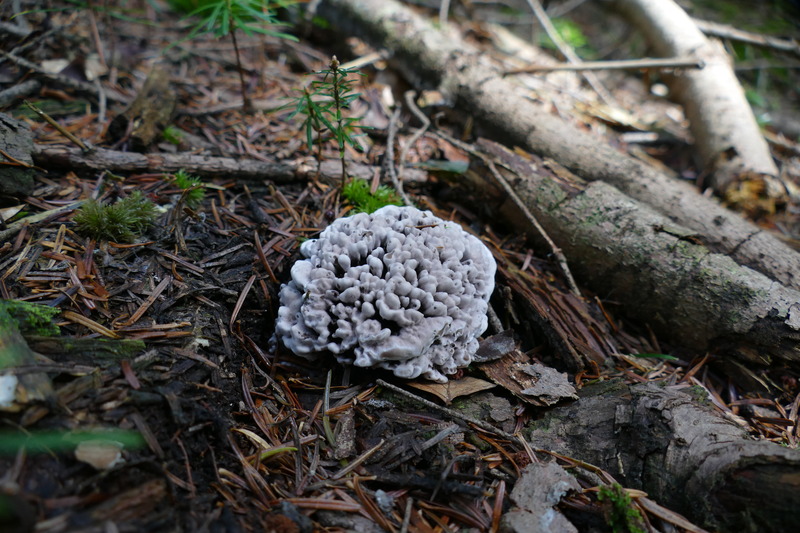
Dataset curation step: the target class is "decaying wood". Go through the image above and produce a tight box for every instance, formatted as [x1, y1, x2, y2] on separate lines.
[526, 380, 800, 532]
[500, 462, 580, 533]
[469, 139, 800, 365]
[32, 144, 425, 184]
[0, 113, 35, 196]
[610, 0, 779, 196]
[107, 64, 176, 151]
[316, 0, 800, 292]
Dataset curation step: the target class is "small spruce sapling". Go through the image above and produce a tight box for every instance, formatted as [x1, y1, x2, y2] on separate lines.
[287, 56, 366, 190]
[177, 0, 297, 112]
[171, 169, 206, 209]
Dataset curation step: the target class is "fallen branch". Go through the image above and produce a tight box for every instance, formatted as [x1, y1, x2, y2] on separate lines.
[693, 17, 800, 58]
[316, 0, 800, 292]
[32, 144, 425, 184]
[504, 55, 705, 74]
[523, 0, 615, 106]
[610, 0, 779, 196]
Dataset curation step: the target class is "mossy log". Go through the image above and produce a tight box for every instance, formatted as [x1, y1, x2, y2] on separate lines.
[32, 144, 426, 184]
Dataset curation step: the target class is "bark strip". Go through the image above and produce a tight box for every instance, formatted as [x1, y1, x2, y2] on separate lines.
[107, 64, 176, 151]
[316, 0, 800, 292]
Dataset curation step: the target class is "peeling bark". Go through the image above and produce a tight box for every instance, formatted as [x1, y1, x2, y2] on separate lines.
[315, 0, 800, 292]
[526, 380, 800, 532]
[0, 113, 35, 197]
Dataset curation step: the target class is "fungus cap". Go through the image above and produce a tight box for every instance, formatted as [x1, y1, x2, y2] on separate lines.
[276, 205, 496, 382]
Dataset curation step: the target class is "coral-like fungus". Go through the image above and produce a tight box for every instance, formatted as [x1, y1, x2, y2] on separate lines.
[276, 206, 496, 382]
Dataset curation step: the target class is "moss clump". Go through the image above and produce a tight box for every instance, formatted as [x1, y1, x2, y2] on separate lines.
[341, 179, 402, 214]
[598, 483, 646, 533]
[73, 191, 158, 242]
[162, 125, 183, 145]
[0, 300, 60, 337]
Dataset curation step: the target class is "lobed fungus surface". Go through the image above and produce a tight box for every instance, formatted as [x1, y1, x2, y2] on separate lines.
[275, 206, 497, 382]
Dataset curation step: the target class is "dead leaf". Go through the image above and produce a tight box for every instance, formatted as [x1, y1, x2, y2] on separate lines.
[408, 376, 495, 404]
[474, 330, 516, 362]
[75, 439, 125, 470]
[0, 204, 24, 221]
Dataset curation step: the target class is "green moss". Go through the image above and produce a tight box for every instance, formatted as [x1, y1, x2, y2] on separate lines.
[687, 385, 710, 406]
[0, 300, 60, 337]
[598, 483, 646, 533]
[73, 191, 158, 242]
[162, 125, 183, 145]
[539, 18, 594, 58]
[341, 179, 402, 214]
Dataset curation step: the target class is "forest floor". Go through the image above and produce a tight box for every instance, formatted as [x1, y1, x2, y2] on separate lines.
[1, 1, 799, 532]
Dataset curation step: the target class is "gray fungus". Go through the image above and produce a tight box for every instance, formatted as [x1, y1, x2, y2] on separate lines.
[275, 205, 497, 382]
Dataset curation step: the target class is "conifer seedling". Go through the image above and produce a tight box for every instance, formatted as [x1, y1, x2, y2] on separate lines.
[287, 56, 366, 190]
[177, 0, 297, 112]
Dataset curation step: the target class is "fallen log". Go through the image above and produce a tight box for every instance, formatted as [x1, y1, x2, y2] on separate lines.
[315, 0, 800, 292]
[526, 380, 800, 533]
[466, 139, 800, 365]
[609, 0, 780, 197]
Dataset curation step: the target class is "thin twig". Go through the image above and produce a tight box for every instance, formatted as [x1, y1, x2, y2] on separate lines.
[86, 1, 108, 69]
[524, 0, 616, 106]
[0, 79, 41, 107]
[505, 56, 706, 75]
[398, 91, 431, 189]
[24, 101, 91, 152]
[339, 50, 391, 71]
[485, 160, 582, 298]
[425, 129, 582, 298]
[385, 106, 414, 206]
[439, 0, 451, 26]
[329, 439, 385, 480]
[400, 496, 413, 533]
[693, 17, 800, 58]
[1, 50, 126, 103]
